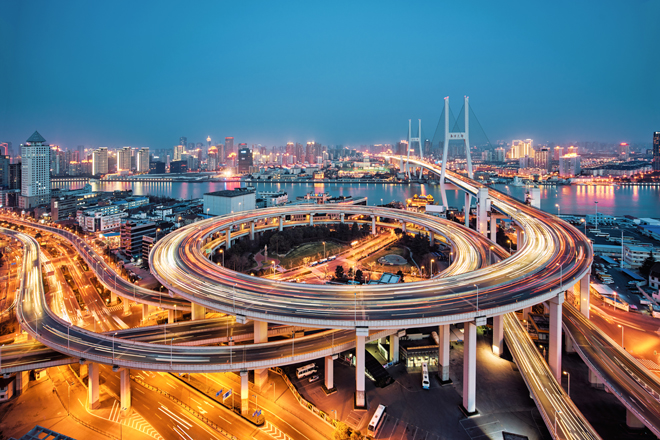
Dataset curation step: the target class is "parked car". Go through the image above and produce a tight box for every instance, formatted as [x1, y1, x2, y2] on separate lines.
[309, 375, 320, 383]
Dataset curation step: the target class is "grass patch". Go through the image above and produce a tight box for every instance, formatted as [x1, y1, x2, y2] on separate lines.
[278, 241, 346, 268]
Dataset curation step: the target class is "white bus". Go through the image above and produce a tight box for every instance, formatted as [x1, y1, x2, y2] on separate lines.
[367, 404, 387, 435]
[422, 362, 430, 389]
[296, 363, 318, 379]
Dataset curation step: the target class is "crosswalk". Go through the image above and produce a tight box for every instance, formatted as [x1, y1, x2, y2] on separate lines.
[108, 400, 163, 440]
[260, 420, 292, 440]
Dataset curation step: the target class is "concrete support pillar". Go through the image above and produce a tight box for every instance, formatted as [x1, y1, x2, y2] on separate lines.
[279, 216, 284, 232]
[438, 324, 451, 383]
[464, 193, 471, 228]
[80, 363, 88, 380]
[88, 363, 100, 409]
[463, 322, 477, 414]
[191, 303, 206, 320]
[142, 304, 149, 321]
[490, 216, 497, 243]
[476, 187, 489, 236]
[626, 409, 645, 429]
[123, 298, 130, 314]
[253, 320, 269, 391]
[340, 213, 345, 224]
[14, 370, 29, 395]
[250, 221, 255, 240]
[120, 368, 131, 412]
[168, 309, 175, 324]
[401, 221, 407, 233]
[429, 231, 434, 245]
[516, 227, 523, 251]
[492, 315, 504, 357]
[579, 273, 590, 318]
[548, 293, 564, 382]
[111, 291, 117, 304]
[226, 230, 231, 249]
[309, 214, 314, 226]
[325, 355, 334, 391]
[240, 370, 249, 416]
[371, 216, 376, 235]
[565, 332, 576, 353]
[522, 307, 531, 321]
[389, 334, 399, 363]
[355, 327, 368, 409]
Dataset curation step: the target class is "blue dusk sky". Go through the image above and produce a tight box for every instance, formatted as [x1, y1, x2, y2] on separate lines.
[0, 0, 658, 150]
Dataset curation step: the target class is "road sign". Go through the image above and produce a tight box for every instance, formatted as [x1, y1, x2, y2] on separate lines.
[216, 388, 223, 397]
[222, 389, 232, 400]
[252, 410, 262, 417]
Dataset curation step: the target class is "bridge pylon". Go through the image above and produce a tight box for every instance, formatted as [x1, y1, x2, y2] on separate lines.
[440, 96, 473, 209]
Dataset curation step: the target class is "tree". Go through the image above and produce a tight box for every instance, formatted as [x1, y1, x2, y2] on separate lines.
[355, 269, 364, 284]
[347, 267, 354, 279]
[335, 265, 345, 279]
[640, 252, 657, 278]
[396, 270, 404, 282]
[333, 422, 351, 440]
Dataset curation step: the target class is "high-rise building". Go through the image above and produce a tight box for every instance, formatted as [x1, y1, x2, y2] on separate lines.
[509, 139, 533, 159]
[553, 146, 564, 161]
[534, 148, 551, 172]
[493, 147, 505, 162]
[179, 137, 187, 150]
[238, 146, 252, 173]
[0, 155, 10, 187]
[207, 146, 218, 171]
[137, 148, 149, 173]
[653, 132, 660, 172]
[118, 146, 131, 172]
[566, 146, 578, 156]
[207, 136, 212, 148]
[19, 131, 51, 209]
[0, 143, 10, 156]
[173, 144, 184, 161]
[559, 154, 581, 178]
[618, 143, 630, 161]
[286, 142, 295, 156]
[92, 147, 108, 176]
[225, 137, 234, 158]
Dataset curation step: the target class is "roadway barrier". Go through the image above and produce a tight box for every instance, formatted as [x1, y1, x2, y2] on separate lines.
[130, 374, 238, 440]
[269, 366, 338, 429]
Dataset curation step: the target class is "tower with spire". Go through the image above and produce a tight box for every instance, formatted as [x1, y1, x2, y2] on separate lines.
[19, 131, 51, 209]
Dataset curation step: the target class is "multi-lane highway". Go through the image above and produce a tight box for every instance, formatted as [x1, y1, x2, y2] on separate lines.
[564, 303, 660, 437]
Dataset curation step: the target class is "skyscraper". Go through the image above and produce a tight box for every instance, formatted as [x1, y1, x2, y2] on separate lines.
[534, 148, 551, 172]
[207, 136, 212, 148]
[179, 137, 187, 149]
[92, 147, 108, 175]
[509, 139, 533, 159]
[118, 146, 131, 172]
[653, 132, 660, 172]
[225, 137, 234, 158]
[173, 144, 184, 161]
[19, 131, 51, 209]
[238, 146, 253, 173]
[559, 154, 581, 178]
[137, 148, 149, 173]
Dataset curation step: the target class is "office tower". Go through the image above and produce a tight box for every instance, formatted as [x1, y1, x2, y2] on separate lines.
[295, 143, 304, 163]
[225, 137, 234, 158]
[509, 139, 533, 159]
[566, 145, 578, 156]
[238, 146, 253, 173]
[9, 163, 21, 189]
[208, 146, 218, 171]
[179, 137, 187, 149]
[207, 136, 212, 148]
[534, 148, 551, 172]
[118, 146, 131, 172]
[553, 146, 564, 161]
[286, 142, 295, 156]
[137, 148, 149, 172]
[92, 147, 108, 175]
[618, 143, 630, 161]
[559, 154, 581, 177]
[19, 131, 51, 209]
[173, 144, 184, 161]
[653, 132, 660, 171]
[0, 143, 9, 156]
[0, 155, 9, 187]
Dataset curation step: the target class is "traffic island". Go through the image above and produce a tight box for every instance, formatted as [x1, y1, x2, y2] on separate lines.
[321, 383, 337, 395]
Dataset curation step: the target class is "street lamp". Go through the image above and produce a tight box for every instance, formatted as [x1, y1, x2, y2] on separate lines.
[322, 242, 326, 260]
[421, 266, 425, 279]
[489, 246, 493, 264]
[112, 332, 117, 364]
[581, 218, 587, 235]
[555, 203, 561, 217]
[507, 240, 511, 254]
[618, 324, 624, 349]
[219, 249, 224, 266]
[156, 228, 161, 241]
[613, 291, 617, 311]
[555, 410, 562, 437]
[430, 259, 434, 277]
[556, 262, 563, 290]
[206, 208, 210, 218]
[563, 371, 570, 397]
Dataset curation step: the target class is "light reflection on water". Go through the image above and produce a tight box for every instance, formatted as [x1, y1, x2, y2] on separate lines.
[57, 180, 660, 218]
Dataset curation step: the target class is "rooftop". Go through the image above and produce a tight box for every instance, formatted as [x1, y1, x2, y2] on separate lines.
[204, 189, 255, 198]
[26, 131, 46, 144]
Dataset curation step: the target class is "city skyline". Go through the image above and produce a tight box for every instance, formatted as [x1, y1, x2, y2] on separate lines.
[1, 1, 658, 149]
